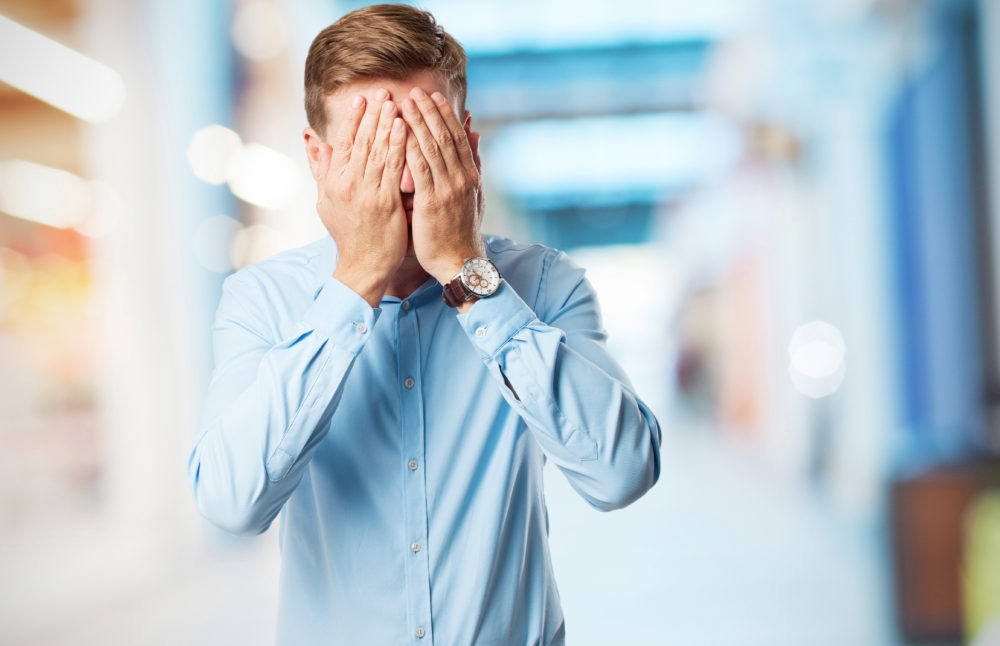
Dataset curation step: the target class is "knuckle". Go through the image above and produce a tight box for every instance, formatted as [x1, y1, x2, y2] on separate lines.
[333, 137, 352, 153]
[385, 154, 405, 171]
[435, 129, 453, 148]
[377, 193, 396, 211]
[423, 143, 442, 160]
[354, 134, 373, 152]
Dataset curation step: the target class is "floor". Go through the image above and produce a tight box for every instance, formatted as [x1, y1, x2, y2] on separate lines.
[545, 428, 897, 646]
[3, 426, 899, 646]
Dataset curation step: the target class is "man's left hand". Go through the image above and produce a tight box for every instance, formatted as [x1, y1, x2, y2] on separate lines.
[401, 87, 485, 285]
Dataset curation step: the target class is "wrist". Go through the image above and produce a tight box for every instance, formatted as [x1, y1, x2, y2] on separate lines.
[332, 265, 390, 308]
[427, 246, 487, 285]
[428, 258, 464, 285]
[439, 254, 502, 311]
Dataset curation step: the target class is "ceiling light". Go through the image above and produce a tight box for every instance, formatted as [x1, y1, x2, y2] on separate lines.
[0, 14, 126, 123]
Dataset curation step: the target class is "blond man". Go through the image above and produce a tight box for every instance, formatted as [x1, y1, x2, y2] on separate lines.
[188, 5, 661, 645]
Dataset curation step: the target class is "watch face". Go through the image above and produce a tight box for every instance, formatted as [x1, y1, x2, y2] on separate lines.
[462, 258, 501, 296]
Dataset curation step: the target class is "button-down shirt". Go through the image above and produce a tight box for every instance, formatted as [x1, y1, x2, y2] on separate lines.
[188, 234, 662, 645]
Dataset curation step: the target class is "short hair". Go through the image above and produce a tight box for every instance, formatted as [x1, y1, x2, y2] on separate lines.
[304, 4, 468, 135]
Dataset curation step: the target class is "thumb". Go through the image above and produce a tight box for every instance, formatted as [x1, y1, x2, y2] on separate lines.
[469, 131, 482, 172]
[318, 142, 333, 181]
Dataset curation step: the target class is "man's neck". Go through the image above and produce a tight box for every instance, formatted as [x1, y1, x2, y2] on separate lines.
[384, 256, 433, 300]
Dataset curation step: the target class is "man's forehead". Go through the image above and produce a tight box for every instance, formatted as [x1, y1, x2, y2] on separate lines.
[327, 72, 451, 106]
[322, 72, 463, 134]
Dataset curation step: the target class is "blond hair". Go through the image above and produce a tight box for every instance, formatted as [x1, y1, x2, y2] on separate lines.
[304, 4, 468, 135]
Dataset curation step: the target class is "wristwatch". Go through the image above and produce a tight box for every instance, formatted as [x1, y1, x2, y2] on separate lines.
[441, 257, 502, 307]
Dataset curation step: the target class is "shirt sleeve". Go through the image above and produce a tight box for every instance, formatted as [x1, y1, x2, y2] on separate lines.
[187, 272, 378, 535]
[456, 250, 662, 511]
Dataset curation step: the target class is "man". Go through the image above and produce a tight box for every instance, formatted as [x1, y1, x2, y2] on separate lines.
[188, 4, 661, 645]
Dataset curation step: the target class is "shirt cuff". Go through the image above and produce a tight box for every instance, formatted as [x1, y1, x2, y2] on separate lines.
[302, 276, 380, 355]
[456, 280, 537, 358]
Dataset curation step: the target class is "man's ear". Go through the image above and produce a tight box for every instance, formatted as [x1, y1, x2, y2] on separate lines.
[303, 126, 325, 182]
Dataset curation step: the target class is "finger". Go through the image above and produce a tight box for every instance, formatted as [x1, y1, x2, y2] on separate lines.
[350, 88, 388, 173]
[470, 130, 484, 215]
[329, 95, 366, 170]
[381, 117, 407, 189]
[364, 99, 397, 185]
[405, 125, 434, 190]
[401, 95, 450, 178]
[409, 87, 463, 174]
[430, 92, 477, 176]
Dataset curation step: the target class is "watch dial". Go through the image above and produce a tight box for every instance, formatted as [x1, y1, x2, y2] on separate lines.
[463, 258, 501, 296]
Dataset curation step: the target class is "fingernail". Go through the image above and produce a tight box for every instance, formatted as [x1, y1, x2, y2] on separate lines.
[392, 118, 403, 133]
[383, 100, 395, 115]
[410, 87, 427, 100]
[403, 98, 417, 112]
[431, 92, 447, 106]
[352, 95, 364, 108]
[375, 88, 389, 101]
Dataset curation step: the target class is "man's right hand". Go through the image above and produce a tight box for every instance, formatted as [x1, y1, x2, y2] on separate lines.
[314, 89, 409, 308]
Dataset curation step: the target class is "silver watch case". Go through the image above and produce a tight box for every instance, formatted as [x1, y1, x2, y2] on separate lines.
[459, 257, 502, 297]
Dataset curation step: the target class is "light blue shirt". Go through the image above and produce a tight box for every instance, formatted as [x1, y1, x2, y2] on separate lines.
[188, 234, 661, 645]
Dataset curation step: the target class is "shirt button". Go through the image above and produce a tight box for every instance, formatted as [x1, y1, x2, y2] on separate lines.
[475, 326, 487, 338]
[355, 322, 368, 334]
[411, 541, 421, 553]
[404, 377, 415, 389]
[415, 627, 425, 638]
[408, 459, 418, 470]
[401, 300, 410, 311]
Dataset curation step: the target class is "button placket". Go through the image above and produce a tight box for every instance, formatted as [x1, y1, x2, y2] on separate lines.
[396, 304, 433, 643]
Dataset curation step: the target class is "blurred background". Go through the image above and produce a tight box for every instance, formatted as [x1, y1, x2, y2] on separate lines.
[1, 0, 999, 644]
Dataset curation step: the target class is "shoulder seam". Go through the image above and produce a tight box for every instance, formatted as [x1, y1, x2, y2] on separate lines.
[490, 242, 549, 254]
[534, 246, 560, 314]
[219, 272, 273, 345]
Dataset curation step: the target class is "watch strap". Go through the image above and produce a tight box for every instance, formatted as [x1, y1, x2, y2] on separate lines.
[442, 273, 477, 307]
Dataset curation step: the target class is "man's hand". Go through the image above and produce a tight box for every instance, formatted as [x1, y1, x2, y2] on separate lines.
[401, 87, 485, 286]
[314, 90, 409, 307]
